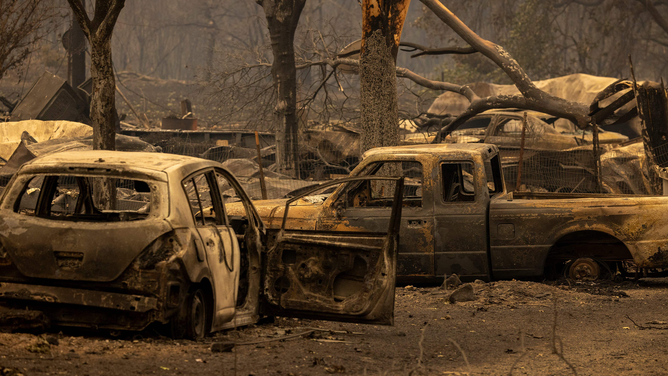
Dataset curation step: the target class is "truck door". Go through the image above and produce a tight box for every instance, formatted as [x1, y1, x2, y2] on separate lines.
[183, 171, 240, 327]
[316, 160, 435, 278]
[433, 159, 495, 280]
[262, 177, 403, 325]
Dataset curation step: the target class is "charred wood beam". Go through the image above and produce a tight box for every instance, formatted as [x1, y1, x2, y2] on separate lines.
[591, 90, 636, 125]
[589, 79, 630, 112]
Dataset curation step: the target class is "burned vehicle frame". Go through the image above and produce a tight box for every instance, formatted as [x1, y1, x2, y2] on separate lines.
[0, 151, 404, 336]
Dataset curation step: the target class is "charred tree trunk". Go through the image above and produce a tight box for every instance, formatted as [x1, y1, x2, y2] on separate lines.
[360, 0, 411, 153]
[257, 0, 306, 176]
[67, 0, 125, 151]
[89, 37, 117, 151]
[67, 0, 124, 209]
[66, 2, 86, 89]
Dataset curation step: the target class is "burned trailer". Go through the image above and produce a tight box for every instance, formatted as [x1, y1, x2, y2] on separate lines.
[0, 151, 404, 335]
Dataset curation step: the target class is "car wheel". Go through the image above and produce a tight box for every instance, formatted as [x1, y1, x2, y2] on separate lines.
[171, 288, 210, 340]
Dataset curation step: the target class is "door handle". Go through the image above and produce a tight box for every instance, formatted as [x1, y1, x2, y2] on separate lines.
[407, 219, 426, 228]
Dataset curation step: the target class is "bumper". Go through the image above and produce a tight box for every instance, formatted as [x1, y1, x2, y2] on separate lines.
[0, 281, 166, 331]
[0, 282, 159, 312]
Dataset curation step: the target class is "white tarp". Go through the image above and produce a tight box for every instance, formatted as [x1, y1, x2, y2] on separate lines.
[0, 120, 92, 161]
[428, 74, 620, 117]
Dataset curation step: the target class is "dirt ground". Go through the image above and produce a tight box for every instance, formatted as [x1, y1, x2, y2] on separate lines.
[2, 278, 668, 376]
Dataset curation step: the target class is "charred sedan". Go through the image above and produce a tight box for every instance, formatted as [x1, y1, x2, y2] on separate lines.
[0, 151, 402, 338]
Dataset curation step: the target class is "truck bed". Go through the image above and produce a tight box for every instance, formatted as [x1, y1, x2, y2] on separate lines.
[513, 191, 658, 200]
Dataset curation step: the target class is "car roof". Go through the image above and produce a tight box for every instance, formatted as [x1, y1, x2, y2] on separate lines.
[20, 151, 219, 181]
[363, 143, 498, 159]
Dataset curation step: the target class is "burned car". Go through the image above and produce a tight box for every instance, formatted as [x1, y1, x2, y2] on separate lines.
[443, 111, 629, 148]
[0, 151, 403, 338]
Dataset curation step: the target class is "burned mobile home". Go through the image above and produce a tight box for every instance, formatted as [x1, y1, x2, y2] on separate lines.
[0, 151, 404, 336]
[236, 143, 668, 282]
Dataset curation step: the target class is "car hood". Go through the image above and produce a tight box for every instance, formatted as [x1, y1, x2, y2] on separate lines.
[0, 213, 172, 282]
[227, 197, 325, 230]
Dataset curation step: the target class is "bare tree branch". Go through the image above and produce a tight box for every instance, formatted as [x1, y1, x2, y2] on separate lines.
[66, 0, 92, 37]
[637, 0, 668, 37]
[395, 66, 478, 101]
[337, 40, 477, 58]
[399, 41, 477, 57]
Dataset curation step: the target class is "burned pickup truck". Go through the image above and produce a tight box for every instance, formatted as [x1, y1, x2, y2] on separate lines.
[237, 143, 668, 282]
[0, 151, 403, 337]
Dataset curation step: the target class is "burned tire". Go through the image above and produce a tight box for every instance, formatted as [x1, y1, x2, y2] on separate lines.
[171, 288, 210, 340]
[567, 258, 600, 281]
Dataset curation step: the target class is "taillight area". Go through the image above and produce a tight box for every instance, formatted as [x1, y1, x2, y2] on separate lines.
[136, 232, 181, 270]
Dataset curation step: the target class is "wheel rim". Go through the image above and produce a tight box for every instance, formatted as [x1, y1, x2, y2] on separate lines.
[190, 291, 205, 338]
[568, 258, 600, 281]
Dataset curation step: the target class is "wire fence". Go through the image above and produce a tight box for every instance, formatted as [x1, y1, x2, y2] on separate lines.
[503, 142, 651, 195]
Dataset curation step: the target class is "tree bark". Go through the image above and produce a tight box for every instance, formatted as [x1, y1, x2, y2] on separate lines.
[67, 0, 124, 209]
[257, 0, 306, 176]
[89, 37, 117, 150]
[67, 0, 125, 151]
[360, 0, 411, 153]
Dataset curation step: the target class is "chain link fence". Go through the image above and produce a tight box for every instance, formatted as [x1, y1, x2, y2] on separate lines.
[504, 142, 651, 195]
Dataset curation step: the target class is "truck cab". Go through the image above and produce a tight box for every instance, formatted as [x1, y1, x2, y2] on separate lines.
[244, 144, 505, 282]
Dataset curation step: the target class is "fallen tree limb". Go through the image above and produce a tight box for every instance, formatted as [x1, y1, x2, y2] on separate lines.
[419, 0, 591, 141]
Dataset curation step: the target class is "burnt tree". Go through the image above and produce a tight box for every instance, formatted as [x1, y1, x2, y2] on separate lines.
[257, 0, 306, 175]
[0, 0, 58, 81]
[67, 0, 125, 151]
[360, 0, 411, 152]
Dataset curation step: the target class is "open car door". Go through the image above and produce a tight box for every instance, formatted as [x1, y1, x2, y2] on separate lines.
[261, 177, 404, 325]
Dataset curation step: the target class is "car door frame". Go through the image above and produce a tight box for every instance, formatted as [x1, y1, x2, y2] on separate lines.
[181, 168, 241, 328]
[261, 176, 404, 325]
[315, 158, 435, 278]
[433, 156, 492, 280]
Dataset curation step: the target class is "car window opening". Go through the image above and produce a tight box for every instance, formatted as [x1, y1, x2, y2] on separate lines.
[14, 174, 153, 221]
[441, 162, 476, 203]
[346, 161, 423, 208]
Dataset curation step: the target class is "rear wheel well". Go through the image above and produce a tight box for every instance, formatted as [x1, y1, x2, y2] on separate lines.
[544, 231, 632, 279]
[547, 231, 632, 261]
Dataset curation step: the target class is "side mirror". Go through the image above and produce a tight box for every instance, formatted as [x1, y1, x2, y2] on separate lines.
[335, 201, 345, 220]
